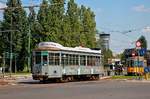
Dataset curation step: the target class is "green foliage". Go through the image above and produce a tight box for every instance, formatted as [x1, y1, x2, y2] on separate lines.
[80, 6, 96, 48]
[30, 2, 43, 49]
[103, 49, 113, 65]
[120, 51, 126, 65]
[66, 0, 81, 47]
[1, 0, 28, 71]
[49, 0, 65, 43]
[111, 75, 134, 79]
[37, 0, 50, 42]
[0, 0, 97, 71]
[137, 35, 147, 49]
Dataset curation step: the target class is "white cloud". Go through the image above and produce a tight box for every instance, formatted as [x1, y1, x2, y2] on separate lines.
[142, 26, 150, 33]
[133, 5, 150, 13]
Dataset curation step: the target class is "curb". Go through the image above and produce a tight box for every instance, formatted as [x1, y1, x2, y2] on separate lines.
[100, 76, 112, 80]
[125, 79, 150, 83]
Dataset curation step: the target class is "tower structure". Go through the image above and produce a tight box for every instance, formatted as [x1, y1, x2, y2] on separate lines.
[100, 33, 110, 50]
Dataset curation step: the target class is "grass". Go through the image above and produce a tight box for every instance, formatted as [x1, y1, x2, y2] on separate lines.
[12, 72, 31, 75]
[111, 75, 139, 80]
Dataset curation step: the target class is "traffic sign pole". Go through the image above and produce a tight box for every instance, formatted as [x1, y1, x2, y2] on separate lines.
[135, 41, 141, 80]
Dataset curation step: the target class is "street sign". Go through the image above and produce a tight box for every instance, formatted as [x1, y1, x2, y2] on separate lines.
[139, 48, 147, 56]
[41, 51, 48, 56]
[136, 41, 141, 48]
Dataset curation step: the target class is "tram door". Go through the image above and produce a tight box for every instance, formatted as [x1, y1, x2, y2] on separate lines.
[127, 58, 134, 75]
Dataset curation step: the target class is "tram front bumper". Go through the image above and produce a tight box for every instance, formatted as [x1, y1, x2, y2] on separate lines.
[32, 74, 48, 80]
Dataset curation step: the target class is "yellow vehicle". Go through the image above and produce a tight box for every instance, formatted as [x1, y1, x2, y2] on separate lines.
[126, 56, 145, 75]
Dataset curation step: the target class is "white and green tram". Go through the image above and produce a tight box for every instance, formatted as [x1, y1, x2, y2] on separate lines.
[32, 42, 103, 82]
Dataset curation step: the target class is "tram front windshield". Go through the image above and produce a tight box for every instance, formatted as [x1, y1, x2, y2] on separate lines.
[35, 52, 48, 65]
[35, 52, 41, 65]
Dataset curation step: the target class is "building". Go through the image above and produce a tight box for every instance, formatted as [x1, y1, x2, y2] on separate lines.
[100, 33, 110, 50]
[95, 32, 110, 50]
[95, 33, 100, 42]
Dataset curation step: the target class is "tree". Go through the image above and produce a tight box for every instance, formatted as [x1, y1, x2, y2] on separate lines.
[137, 35, 147, 49]
[29, 5, 43, 49]
[79, 5, 87, 46]
[48, 0, 65, 43]
[1, 0, 28, 71]
[66, 0, 81, 47]
[80, 5, 96, 48]
[61, 14, 71, 46]
[37, 0, 50, 42]
[103, 49, 113, 65]
[0, 21, 3, 56]
[120, 51, 126, 66]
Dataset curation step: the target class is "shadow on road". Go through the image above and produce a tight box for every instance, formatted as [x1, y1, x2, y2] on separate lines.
[17, 78, 102, 85]
[18, 80, 62, 85]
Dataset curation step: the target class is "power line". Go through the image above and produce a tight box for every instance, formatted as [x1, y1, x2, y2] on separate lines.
[0, 3, 64, 10]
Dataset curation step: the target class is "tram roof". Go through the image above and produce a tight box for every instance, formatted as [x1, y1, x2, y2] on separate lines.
[35, 42, 101, 54]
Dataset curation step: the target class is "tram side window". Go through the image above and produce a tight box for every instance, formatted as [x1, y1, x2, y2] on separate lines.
[49, 53, 60, 65]
[95, 56, 100, 66]
[86, 55, 98, 66]
[80, 55, 86, 66]
[71, 55, 79, 66]
[62, 54, 79, 66]
[75, 55, 79, 65]
[62, 54, 69, 66]
[35, 52, 41, 64]
[69, 54, 74, 65]
[87, 56, 92, 66]
[92, 56, 96, 66]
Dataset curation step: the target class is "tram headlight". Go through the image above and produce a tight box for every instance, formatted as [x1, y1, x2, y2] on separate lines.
[45, 72, 48, 75]
[43, 64, 47, 66]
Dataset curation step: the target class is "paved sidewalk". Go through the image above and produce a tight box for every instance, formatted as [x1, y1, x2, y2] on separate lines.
[1, 75, 150, 86]
[99, 76, 112, 80]
[0, 74, 32, 86]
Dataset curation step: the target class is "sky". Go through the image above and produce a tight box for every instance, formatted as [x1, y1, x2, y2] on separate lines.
[0, 0, 150, 54]
[76, 0, 150, 54]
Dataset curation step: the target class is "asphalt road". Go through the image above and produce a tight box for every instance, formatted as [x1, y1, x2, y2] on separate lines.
[0, 79, 150, 99]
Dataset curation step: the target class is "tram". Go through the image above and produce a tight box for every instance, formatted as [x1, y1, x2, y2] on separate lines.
[126, 56, 144, 75]
[125, 48, 146, 75]
[32, 42, 103, 82]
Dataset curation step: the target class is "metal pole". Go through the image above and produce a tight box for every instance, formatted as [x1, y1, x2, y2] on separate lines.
[27, 25, 31, 72]
[2, 52, 5, 78]
[9, 14, 13, 77]
[15, 54, 17, 73]
[27, 0, 33, 72]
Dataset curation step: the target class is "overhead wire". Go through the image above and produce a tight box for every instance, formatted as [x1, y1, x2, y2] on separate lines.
[98, 26, 149, 53]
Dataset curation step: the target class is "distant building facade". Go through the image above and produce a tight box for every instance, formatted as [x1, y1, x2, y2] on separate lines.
[95, 32, 110, 50]
[100, 33, 110, 50]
